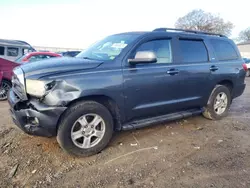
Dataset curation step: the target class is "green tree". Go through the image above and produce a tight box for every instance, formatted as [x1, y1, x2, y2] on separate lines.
[175, 9, 234, 36]
[238, 27, 250, 42]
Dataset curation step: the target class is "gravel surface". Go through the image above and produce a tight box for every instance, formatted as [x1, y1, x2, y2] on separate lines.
[1, 79, 250, 188]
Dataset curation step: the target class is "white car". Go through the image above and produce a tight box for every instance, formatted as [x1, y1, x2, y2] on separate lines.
[0, 39, 35, 61]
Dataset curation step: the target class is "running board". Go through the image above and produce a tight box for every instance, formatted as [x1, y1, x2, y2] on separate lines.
[122, 108, 203, 131]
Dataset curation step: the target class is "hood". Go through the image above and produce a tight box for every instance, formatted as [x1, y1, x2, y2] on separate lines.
[0, 58, 19, 71]
[20, 57, 102, 79]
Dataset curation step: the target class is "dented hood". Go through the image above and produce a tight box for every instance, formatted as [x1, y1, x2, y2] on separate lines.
[20, 57, 102, 79]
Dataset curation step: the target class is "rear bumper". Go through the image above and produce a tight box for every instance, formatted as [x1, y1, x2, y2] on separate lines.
[232, 83, 246, 99]
[8, 89, 67, 137]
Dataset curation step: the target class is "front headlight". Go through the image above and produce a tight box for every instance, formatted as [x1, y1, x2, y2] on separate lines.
[26, 80, 56, 98]
[26, 79, 47, 97]
[13, 67, 25, 86]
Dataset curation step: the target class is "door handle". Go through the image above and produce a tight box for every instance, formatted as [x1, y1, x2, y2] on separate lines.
[210, 65, 218, 72]
[167, 69, 179, 75]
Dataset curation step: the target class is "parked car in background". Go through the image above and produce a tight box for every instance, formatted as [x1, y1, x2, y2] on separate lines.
[0, 39, 35, 61]
[59, 51, 81, 57]
[8, 28, 246, 157]
[15, 52, 62, 63]
[243, 58, 250, 76]
[0, 58, 19, 100]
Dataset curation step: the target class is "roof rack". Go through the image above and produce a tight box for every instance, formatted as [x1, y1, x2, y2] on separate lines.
[153, 28, 227, 37]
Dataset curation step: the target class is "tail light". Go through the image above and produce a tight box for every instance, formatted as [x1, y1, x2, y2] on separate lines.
[242, 63, 248, 71]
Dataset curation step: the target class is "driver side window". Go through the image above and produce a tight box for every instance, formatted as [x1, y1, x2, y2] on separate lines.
[135, 39, 172, 63]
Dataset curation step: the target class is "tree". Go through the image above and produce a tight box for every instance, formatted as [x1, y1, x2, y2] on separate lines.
[238, 28, 250, 42]
[175, 9, 234, 36]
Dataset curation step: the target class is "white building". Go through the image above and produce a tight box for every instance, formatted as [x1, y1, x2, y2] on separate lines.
[238, 41, 250, 58]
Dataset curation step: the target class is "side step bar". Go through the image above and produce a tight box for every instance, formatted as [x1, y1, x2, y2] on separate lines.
[122, 108, 203, 131]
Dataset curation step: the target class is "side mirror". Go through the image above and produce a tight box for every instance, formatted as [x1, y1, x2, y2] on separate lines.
[128, 51, 157, 65]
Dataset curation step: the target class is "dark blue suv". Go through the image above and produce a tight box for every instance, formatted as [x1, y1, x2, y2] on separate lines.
[8, 28, 246, 156]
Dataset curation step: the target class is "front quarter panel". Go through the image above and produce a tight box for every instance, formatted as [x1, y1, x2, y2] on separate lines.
[42, 64, 124, 111]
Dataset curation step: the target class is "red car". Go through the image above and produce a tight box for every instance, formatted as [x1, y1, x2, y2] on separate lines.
[15, 51, 61, 63]
[0, 52, 61, 100]
[0, 58, 19, 100]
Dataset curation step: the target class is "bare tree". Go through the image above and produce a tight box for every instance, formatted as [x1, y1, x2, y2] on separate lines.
[238, 27, 250, 42]
[175, 9, 234, 36]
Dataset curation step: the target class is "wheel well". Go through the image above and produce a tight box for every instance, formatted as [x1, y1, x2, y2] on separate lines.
[1, 79, 12, 85]
[59, 95, 122, 131]
[218, 80, 233, 93]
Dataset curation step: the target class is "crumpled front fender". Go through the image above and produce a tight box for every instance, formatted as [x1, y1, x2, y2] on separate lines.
[42, 80, 81, 106]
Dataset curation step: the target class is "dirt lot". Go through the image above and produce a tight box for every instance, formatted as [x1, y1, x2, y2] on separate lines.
[1, 80, 250, 188]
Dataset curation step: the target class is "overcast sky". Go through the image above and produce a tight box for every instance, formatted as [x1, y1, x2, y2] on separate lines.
[0, 0, 249, 49]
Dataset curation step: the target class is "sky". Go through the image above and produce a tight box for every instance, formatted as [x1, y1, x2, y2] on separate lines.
[0, 0, 249, 49]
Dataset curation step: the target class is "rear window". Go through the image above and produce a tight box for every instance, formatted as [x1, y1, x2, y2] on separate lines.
[210, 39, 238, 61]
[179, 39, 208, 63]
[0, 46, 4, 55]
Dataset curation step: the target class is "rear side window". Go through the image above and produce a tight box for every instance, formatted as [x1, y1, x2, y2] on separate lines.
[135, 39, 172, 63]
[210, 39, 238, 61]
[0, 46, 4, 55]
[7, 47, 19, 57]
[179, 39, 208, 63]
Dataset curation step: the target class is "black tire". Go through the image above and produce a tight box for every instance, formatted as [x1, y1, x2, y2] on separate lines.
[57, 101, 114, 157]
[246, 69, 250, 77]
[203, 85, 231, 120]
[0, 80, 11, 101]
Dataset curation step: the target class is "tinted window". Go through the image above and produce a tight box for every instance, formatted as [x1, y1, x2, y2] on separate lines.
[179, 39, 208, 63]
[135, 39, 172, 63]
[0, 46, 4, 55]
[210, 39, 238, 61]
[7, 47, 19, 57]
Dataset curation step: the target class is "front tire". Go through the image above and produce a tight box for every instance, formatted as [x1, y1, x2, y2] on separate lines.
[0, 80, 11, 101]
[203, 85, 231, 120]
[57, 101, 114, 157]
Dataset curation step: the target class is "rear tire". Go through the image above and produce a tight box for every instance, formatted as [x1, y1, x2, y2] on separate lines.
[57, 101, 114, 157]
[203, 85, 231, 120]
[0, 80, 11, 101]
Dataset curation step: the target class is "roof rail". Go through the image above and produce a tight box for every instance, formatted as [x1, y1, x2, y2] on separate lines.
[153, 28, 227, 37]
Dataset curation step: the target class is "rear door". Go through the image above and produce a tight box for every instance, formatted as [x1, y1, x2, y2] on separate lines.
[173, 37, 213, 109]
[208, 39, 245, 98]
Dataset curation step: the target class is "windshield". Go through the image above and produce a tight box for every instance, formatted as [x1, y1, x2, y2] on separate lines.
[15, 54, 27, 63]
[76, 34, 140, 61]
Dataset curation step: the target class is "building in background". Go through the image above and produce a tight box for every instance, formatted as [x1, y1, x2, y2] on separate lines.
[34, 46, 82, 53]
[238, 41, 250, 58]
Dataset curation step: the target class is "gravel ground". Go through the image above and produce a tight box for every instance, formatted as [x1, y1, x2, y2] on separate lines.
[1, 79, 250, 188]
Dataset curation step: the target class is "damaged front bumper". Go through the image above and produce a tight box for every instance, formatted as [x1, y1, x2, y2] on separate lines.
[8, 89, 66, 137]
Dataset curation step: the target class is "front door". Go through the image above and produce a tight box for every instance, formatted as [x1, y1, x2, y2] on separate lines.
[123, 38, 181, 121]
